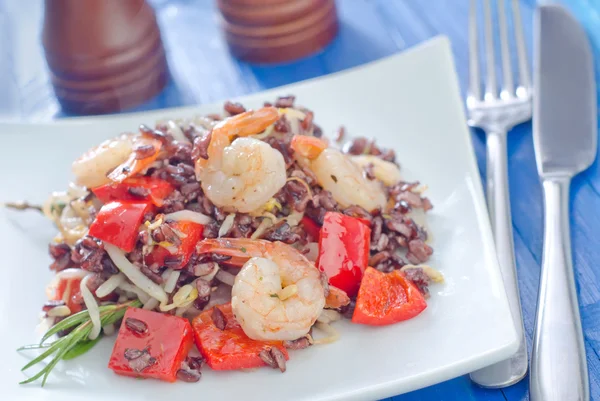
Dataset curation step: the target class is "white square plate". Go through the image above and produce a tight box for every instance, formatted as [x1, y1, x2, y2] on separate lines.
[0, 37, 518, 401]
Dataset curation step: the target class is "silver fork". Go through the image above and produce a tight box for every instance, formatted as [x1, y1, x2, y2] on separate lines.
[467, 0, 532, 388]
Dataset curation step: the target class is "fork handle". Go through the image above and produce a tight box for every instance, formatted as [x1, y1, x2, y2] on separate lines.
[470, 130, 528, 388]
[530, 177, 589, 401]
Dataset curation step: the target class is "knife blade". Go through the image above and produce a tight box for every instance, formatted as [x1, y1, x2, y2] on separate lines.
[531, 4, 596, 401]
[533, 4, 597, 176]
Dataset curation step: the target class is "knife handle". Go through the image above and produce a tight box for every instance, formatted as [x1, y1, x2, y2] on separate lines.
[470, 131, 528, 387]
[531, 177, 589, 401]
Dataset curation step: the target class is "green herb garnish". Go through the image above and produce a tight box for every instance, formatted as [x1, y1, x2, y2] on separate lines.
[18, 300, 141, 386]
[241, 247, 247, 253]
[62, 336, 102, 360]
[3, 201, 43, 212]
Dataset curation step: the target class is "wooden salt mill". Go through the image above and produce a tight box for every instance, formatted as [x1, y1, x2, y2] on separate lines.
[217, 0, 339, 64]
[42, 0, 168, 114]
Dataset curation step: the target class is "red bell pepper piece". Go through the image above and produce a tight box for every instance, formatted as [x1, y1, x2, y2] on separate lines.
[146, 220, 204, 269]
[317, 212, 371, 297]
[88, 201, 153, 252]
[191, 303, 288, 371]
[47, 276, 83, 314]
[92, 177, 174, 207]
[108, 307, 193, 382]
[352, 267, 427, 326]
[300, 216, 321, 241]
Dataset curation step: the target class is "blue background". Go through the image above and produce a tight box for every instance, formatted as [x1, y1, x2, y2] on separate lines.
[2, 0, 600, 400]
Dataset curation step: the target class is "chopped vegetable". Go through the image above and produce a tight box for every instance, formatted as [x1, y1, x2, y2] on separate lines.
[300, 216, 321, 241]
[108, 307, 193, 382]
[92, 177, 174, 207]
[352, 267, 427, 326]
[317, 212, 371, 297]
[191, 303, 288, 371]
[146, 221, 204, 269]
[47, 273, 84, 314]
[88, 201, 153, 252]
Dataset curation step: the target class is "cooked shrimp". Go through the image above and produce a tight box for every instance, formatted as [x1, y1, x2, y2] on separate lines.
[351, 155, 402, 186]
[195, 108, 287, 213]
[307, 148, 387, 212]
[72, 133, 161, 188]
[290, 135, 328, 159]
[72, 134, 135, 188]
[197, 238, 325, 341]
[325, 286, 351, 309]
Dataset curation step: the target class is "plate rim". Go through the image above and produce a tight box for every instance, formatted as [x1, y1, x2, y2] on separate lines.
[1, 35, 519, 401]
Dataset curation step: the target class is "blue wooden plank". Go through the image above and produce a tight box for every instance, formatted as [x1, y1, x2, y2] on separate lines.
[392, 376, 507, 401]
[319, 0, 400, 71]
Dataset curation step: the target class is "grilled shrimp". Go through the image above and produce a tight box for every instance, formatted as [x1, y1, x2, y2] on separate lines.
[197, 238, 326, 341]
[72, 133, 161, 188]
[351, 155, 402, 186]
[309, 148, 387, 212]
[195, 108, 287, 213]
[72, 134, 135, 188]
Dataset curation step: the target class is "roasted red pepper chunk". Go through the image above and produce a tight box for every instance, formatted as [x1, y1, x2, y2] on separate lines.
[352, 267, 427, 326]
[108, 307, 194, 382]
[317, 212, 371, 297]
[88, 201, 153, 252]
[92, 177, 174, 207]
[300, 216, 321, 241]
[48, 276, 83, 314]
[146, 220, 204, 269]
[192, 303, 289, 371]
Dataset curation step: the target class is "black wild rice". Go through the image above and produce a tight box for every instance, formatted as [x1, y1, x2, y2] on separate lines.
[42, 299, 65, 313]
[186, 355, 205, 371]
[194, 279, 212, 310]
[274, 95, 295, 108]
[49, 243, 72, 271]
[223, 101, 246, 116]
[134, 144, 157, 160]
[259, 347, 286, 372]
[402, 267, 431, 297]
[128, 186, 151, 198]
[71, 236, 106, 273]
[126, 348, 157, 372]
[125, 317, 148, 334]
[177, 369, 201, 382]
[283, 337, 311, 350]
[211, 306, 227, 330]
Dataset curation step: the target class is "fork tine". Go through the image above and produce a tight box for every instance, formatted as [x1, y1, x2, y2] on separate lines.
[482, 0, 497, 100]
[468, 0, 481, 103]
[497, 0, 514, 98]
[512, 0, 530, 97]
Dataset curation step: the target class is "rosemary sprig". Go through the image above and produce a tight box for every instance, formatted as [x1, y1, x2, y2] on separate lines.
[18, 300, 141, 386]
[3, 201, 43, 212]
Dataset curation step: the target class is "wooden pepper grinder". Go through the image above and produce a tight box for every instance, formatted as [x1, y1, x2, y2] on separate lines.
[42, 0, 168, 114]
[217, 0, 339, 64]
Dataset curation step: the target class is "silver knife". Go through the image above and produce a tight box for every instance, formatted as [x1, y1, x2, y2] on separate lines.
[531, 4, 596, 401]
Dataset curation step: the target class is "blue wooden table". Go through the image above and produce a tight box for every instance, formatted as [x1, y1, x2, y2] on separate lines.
[2, 0, 600, 400]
